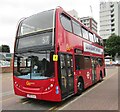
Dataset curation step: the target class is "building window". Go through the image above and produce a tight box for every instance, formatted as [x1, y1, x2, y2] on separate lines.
[111, 14, 114, 18]
[111, 28, 115, 32]
[111, 19, 115, 22]
[110, 4, 114, 8]
[111, 9, 114, 13]
[111, 24, 115, 27]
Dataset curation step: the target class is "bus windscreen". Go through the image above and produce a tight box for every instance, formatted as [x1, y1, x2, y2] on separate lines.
[14, 51, 54, 79]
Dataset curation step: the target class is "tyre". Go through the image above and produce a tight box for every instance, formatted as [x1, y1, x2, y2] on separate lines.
[76, 79, 84, 95]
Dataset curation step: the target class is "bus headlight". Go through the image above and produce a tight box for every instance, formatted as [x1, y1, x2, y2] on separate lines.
[44, 84, 54, 91]
[50, 84, 53, 87]
[14, 81, 20, 88]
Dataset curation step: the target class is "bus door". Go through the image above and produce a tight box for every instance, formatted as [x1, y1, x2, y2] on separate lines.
[59, 53, 74, 99]
[91, 58, 97, 83]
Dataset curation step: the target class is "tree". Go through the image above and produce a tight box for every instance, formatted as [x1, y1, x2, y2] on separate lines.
[0, 45, 10, 53]
[105, 34, 120, 57]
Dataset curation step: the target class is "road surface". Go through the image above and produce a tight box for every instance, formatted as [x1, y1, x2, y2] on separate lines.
[1, 66, 119, 111]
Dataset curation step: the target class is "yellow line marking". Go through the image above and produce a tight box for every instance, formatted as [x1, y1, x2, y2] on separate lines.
[48, 106, 57, 111]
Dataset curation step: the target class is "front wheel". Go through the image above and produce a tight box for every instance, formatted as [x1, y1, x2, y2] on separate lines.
[76, 79, 84, 95]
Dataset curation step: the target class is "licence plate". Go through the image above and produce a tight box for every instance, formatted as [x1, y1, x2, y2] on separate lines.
[27, 94, 36, 99]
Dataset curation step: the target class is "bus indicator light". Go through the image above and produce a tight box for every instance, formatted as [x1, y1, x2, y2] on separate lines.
[56, 86, 59, 94]
[56, 90, 59, 94]
[53, 55, 58, 61]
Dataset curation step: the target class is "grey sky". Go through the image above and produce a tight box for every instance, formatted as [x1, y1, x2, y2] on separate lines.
[0, 0, 119, 52]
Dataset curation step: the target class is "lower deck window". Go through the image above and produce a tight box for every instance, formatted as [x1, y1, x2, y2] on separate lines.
[75, 55, 91, 70]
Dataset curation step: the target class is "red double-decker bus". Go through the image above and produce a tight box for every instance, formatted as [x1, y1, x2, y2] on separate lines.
[13, 7, 106, 102]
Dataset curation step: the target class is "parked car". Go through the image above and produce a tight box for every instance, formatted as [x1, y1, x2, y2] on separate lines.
[0, 60, 10, 67]
[105, 59, 112, 66]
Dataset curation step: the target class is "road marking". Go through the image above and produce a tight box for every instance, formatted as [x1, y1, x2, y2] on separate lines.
[0, 96, 15, 102]
[22, 100, 30, 104]
[1, 91, 14, 97]
[2, 76, 12, 79]
[48, 105, 59, 111]
[48, 72, 117, 111]
[0, 91, 14, 102]
[58, 72, 117, 110]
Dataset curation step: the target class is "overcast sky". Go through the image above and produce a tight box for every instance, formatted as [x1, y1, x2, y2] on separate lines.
[0, 0, 119, 52]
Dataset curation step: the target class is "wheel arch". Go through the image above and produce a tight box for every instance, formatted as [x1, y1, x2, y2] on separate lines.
[78, 76, 84, 90]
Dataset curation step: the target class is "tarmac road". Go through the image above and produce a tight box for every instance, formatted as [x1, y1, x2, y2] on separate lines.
[59, 66, 118, 110]
[1, 66, 119, 111]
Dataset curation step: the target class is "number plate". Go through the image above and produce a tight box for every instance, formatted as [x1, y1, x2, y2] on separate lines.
[27, 94, 36, 99]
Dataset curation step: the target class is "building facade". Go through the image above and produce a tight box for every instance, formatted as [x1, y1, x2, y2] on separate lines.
[67, 9, 79, 20]
[0, 52, 13, 61]
[80, 17, 98, 33]
[100, 2, 120, 40]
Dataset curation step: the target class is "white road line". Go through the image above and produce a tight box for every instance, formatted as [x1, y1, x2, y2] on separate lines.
[1, 91, 14, 97]
[59, 72, 116, 110]
[22, 100, 30, 104]
[2, 76, 12, 79]
[0, 95, 15, 102]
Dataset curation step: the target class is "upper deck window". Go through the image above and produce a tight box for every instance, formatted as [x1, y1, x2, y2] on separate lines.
[96, 36, 101, 45]
[100, 39, 104, 46]
[89, 32, 94, 42]
[82, 27, 89, 40]
[93, 34, 97, 43]
[72, 20, 82, 37]
[94, 35, 101, 45]
[60, 14, 72, 32]
[19, 10, 55, 36]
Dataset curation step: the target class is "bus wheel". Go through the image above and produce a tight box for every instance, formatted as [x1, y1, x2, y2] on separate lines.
[76, 79, 84, 95]
[100, 71, 103, 82]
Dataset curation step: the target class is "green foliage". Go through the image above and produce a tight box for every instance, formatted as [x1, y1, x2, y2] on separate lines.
[0, 45, 10, 53]
[105, 34, 120, 57]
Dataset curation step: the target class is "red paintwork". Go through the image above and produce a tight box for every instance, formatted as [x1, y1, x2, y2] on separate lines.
[13, 7, 105, 102]
[55, 7, 105, 95]
[13, 76, 61, 101]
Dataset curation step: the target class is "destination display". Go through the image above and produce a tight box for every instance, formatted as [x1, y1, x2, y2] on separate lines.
[18, 32, 52, 49]
[83, 42, 103, 55]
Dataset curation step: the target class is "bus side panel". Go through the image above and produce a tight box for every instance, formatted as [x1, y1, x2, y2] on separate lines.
[96, 65, 101, 81]
[77, 69, 92, 89]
